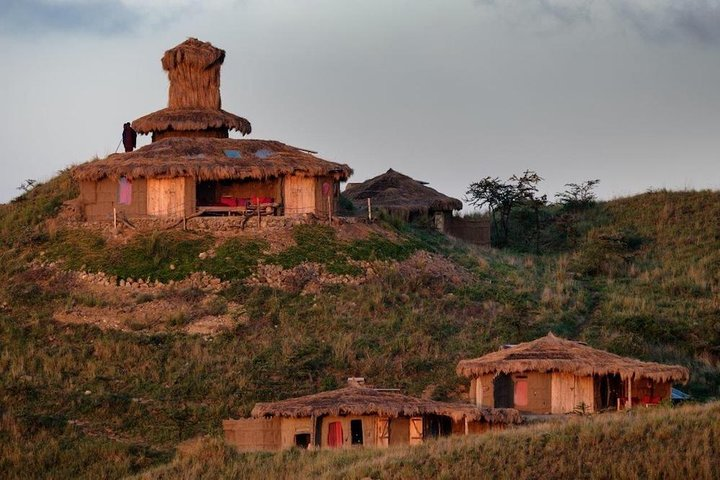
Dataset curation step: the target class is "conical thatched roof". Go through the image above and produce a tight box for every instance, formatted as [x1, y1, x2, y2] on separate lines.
[132, 38, 251, 136]
[132, 108, 251, 136]
[72, 137, 352, 182]
[343, 169, 462, 214]
[456, 333, 689, 383]
[251, 385, 522, 424]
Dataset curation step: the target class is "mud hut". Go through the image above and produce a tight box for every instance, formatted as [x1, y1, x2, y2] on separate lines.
[457, 333, 690, 414]
[344, 169, 489, 244]
[344, 169, 461, 222]
[223, 379, 521, 451]
[72, 38, 352, 221]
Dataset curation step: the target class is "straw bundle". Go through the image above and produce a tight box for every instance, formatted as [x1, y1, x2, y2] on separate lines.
[456, 333, 689, 383]
[72, 137, 352, 182]
[162, 38, 224, 109]
[251, 385, 522, 424]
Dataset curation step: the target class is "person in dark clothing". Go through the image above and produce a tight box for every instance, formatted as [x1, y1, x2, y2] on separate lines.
[122, 122, 137, 152]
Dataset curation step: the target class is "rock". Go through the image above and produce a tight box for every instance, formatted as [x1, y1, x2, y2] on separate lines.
[198, 252, 208, 260]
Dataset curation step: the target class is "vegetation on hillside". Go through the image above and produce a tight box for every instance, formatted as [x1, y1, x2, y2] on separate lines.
[1, 175, 719, 478]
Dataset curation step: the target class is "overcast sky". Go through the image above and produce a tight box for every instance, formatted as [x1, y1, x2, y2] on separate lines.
[1, 0, 719, 208]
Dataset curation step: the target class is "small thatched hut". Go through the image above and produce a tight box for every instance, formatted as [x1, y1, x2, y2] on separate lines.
[457, 333, 690, 414]
[72, 38, 352, 221]
[343, 169, 490, 245]
[223, 379, 521, 451]
[344, 169, 462, 223]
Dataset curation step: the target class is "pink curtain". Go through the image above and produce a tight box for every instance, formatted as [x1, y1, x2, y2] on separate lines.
[118, 177, 132, 205]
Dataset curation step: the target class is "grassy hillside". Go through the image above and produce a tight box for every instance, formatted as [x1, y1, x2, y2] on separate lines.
[134, 401, 720, 480]
[1, 176, 719, 478]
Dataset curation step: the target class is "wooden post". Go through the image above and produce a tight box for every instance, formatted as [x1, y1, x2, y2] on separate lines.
[183, 216, 187, 231]
[464, 417, 469, 435]
[257, 204, 261, 229]
[367, 198, 372, 221]
[627, 378, 632, 409]
[113, 205, 117, 230]
[327, 196, 332, 222]
[310, 414, 316, 449]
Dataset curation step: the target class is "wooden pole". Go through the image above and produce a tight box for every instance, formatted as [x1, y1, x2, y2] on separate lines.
[464, 417, 469, 436]
[367, 198, 372, 221]
[327, 196, 332, 222]
[628, 378, 632, 409]
[113, 205, 117, 230]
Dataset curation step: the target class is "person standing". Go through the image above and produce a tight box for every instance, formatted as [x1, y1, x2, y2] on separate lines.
[122, 122, 137, 152]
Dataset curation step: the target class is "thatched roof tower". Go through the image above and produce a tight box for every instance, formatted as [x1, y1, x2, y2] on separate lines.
[132, 38, 251, 142]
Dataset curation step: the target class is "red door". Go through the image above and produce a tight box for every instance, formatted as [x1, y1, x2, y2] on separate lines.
[328, 421, 343, 448]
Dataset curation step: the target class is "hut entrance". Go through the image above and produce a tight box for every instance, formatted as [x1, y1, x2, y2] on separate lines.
[196, 181, 217, 206]
[595, 373, 623, 410]
[424, 415, 452, 439]
[350, 419, 363, 445]
[327, 421, 343, 448]
[493, 373, 514, 408]
[294, 433, 311, 449]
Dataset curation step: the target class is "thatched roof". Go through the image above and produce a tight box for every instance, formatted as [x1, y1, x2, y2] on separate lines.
[456, 333, 689, 383]
[251, 385, 522, 424]
[72, 137, 352, 182]
[132, 38, 251, 135]
[132, 108, 251, 136]
[343, 169, 462, 214]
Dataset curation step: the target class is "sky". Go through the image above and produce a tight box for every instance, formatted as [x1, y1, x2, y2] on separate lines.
[1, 0, 719, 209]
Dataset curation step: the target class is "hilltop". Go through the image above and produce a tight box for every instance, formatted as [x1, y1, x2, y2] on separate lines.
[1, 171, 719, 478]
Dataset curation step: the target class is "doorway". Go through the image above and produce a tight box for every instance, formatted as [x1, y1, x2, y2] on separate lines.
[350, 419, 363, 445]
[493, 372, 514, 408]
[595, 373, 623, 410]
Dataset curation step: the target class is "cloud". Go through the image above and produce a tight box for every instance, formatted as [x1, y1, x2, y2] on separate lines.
[0, 0, 139, 35]
[475, 0, 720, 44]
[473, 0, 594, 32]
[610, 0, 720, 45]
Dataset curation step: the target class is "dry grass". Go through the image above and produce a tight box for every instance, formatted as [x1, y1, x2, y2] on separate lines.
[134, 402, 720, 480]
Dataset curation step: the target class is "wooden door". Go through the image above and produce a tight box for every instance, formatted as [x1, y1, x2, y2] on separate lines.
[147, 177, 193, 217]
[493, 373, 514, 408]
[284, 175, 316, 215]
[376, 417, 389, 447]
[409, 417, 423, 445]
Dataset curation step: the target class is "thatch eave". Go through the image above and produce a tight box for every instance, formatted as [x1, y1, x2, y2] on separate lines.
[249, 386, 522, 424]
[71, 137, 352, 182]
[132, 108, 251, 136]
[456, 333, 690, 383]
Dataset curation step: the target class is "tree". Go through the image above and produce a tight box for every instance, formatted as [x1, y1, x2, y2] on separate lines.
[556, 179, 600, 210]
[466, 170, 545, 248]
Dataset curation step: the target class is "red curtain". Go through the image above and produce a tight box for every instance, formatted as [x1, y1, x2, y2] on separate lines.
[328, 421, 343, 448]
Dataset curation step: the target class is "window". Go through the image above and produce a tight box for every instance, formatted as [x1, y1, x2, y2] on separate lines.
[350, 419, 363, 445]
[294, 433, 311, 449]
[514, 378, 528, 407]
[327, 421, 343, 448]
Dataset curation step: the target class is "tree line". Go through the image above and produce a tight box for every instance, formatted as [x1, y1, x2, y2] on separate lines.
[466, 171, 601, 252]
